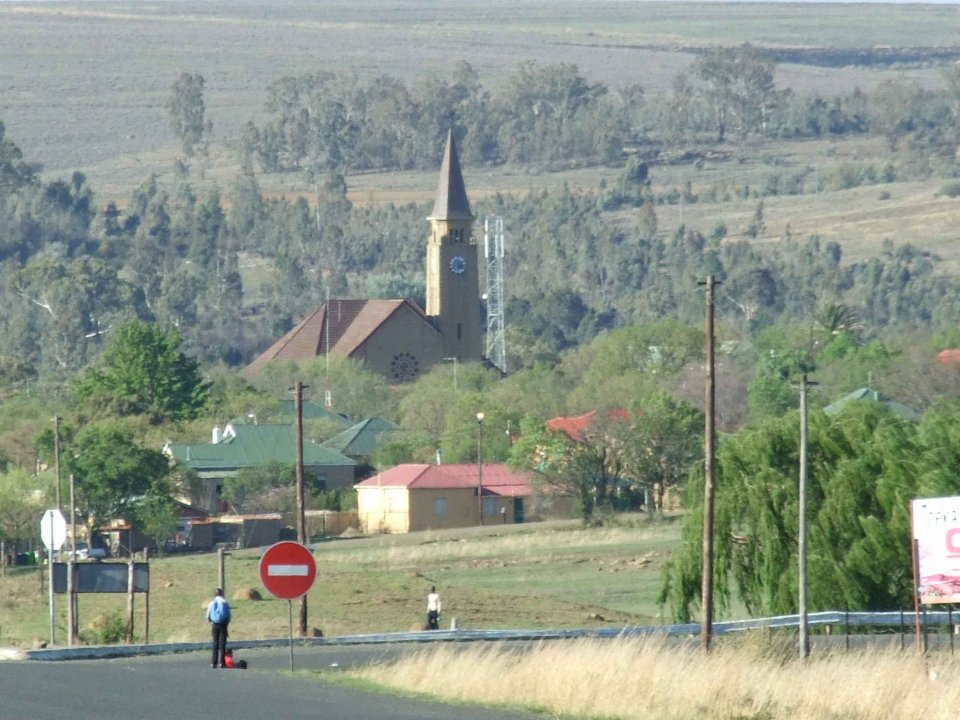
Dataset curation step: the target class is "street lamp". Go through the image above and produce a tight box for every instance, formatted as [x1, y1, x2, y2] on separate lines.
[443, 357, 458, 389]
[476, 412, 485, 526]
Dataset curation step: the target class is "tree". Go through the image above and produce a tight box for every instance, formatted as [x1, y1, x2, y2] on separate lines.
[694, 44, 777, 142]
[221, 462, 325, 514]
[72, 320, 210, 423]
[66, 422, 170, 541]
[13, 256, 148, 374]
[254, 356, 397, 422]
[509, 412, 627, 523]
[621, 391, 703, 512]
[166, 72, 211, 157]
[0, 120, 36, 193]
[509, 416, 602, 523]
[132, 489, 178, 556]
[220, 463, 291, 514]
[0, 468, 47, 546]
[660, 403, 925, 622]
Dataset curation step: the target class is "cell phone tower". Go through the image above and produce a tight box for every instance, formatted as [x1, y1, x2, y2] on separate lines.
[483, 215, 507, 374]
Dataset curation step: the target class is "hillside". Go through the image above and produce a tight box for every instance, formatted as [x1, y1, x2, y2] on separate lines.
[1, 0, 956, 196]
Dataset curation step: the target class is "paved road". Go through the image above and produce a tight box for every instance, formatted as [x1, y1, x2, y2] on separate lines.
[2, 644, 539, 720]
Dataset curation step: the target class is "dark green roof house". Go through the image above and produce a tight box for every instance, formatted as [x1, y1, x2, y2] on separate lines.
[823, 387, 919, 420]
[164, 423, 356, 512]
[322, 418, 397, 460]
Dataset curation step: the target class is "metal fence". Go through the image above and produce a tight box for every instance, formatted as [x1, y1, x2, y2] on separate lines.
[18, 609, 960, 661]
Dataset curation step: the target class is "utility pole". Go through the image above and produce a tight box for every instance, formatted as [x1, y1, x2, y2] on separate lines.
[293, 381, 308, 636]
[798, 372, 816, 660]
[53, 415, 62, 512]
[700, 275, 719, 652]
[68, 473, 76, 646]
[476, 412, 485, 526]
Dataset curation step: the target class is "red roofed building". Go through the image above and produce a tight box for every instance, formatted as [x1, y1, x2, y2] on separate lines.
[354, 463, 574, 533]
[547, 409, 631, 442]
[938, 349, 960, 368]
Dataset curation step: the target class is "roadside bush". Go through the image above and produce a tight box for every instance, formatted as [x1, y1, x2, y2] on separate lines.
[81, 611, 129, 645]
[940, 180, 960, 198]
[100, 613, 129, 644]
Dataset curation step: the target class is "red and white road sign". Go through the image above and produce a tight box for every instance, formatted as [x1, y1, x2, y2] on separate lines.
[259, 541, 317, 600]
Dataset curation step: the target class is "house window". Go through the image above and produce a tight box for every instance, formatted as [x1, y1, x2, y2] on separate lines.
[482, 498, 497, 516]
[433, 498, 448, 516]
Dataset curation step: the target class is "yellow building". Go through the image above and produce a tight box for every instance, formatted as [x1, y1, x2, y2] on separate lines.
[355, 463, 574, 534]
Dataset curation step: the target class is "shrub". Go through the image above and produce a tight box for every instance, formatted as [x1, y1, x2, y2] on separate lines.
[99, 612, 130, 644]
[81, 611, 129, 645]
[940, 181, 960, 198]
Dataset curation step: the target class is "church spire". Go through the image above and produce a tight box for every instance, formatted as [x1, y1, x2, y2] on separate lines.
[429, 129, 472, 221]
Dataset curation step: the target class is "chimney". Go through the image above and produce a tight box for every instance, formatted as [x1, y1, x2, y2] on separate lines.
[212, 425, 222, 444]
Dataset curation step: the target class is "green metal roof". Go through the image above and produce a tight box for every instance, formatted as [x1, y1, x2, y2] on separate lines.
[322, 418, 396, 457]
[167, 424, 355, 471]
[823, 387, 919, 420]
[277, 400, 352, 425]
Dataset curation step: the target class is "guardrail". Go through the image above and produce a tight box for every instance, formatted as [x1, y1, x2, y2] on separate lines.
[9, 610, 955, 661]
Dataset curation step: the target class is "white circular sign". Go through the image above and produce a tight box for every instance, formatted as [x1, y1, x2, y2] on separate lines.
[40, 508, 67, 551]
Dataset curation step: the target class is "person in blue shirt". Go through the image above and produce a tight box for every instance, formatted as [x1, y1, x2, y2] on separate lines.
[206, 588, 231, 667]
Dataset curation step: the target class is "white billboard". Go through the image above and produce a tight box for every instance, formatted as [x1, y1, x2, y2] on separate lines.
[912, 496, 960, 605]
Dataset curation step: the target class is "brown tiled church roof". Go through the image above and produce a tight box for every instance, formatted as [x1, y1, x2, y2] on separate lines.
[429, 129, 472, 221]
[241, 299, 432, 378]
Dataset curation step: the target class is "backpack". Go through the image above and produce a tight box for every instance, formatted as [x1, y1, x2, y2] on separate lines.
[209, 597, 230, 624]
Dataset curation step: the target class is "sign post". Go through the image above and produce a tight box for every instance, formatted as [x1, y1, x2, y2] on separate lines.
[40, 509, 66, 645]
[259, 542, 317, 671]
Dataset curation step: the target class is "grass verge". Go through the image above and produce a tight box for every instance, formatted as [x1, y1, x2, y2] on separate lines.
[347, 636, 960, 720]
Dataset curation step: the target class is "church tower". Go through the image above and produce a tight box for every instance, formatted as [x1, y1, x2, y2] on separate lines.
[426, 130, 482, 361]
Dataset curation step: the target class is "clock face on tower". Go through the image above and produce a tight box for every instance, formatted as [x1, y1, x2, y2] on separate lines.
[449, 255, 467, 275]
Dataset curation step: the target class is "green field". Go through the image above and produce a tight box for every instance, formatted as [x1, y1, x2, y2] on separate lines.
[0, 517, 693, 648]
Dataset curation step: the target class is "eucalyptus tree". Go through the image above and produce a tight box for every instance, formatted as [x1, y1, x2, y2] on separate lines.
[0, 120, 35, 193]
[166, 72, 211, 157]
[496, 61, 607, 164]
[11, 256, 146, 375]
[693, 44, 777, 142]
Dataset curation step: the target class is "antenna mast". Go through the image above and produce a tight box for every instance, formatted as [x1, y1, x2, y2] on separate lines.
[483, 215, 507, 374]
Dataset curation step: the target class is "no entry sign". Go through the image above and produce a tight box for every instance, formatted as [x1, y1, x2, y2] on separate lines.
[259, 542, 317, 600]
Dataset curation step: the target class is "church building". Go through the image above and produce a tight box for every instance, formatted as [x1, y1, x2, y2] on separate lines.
[242, 130, 483, 384]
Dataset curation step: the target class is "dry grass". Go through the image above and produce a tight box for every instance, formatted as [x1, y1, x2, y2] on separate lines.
[352, 637, 960, 720]
[321, 522, 667, 566]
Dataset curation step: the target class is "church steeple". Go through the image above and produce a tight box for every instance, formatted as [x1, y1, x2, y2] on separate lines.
[425, 130, 482, 362]
[430, 129, 472, 221]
